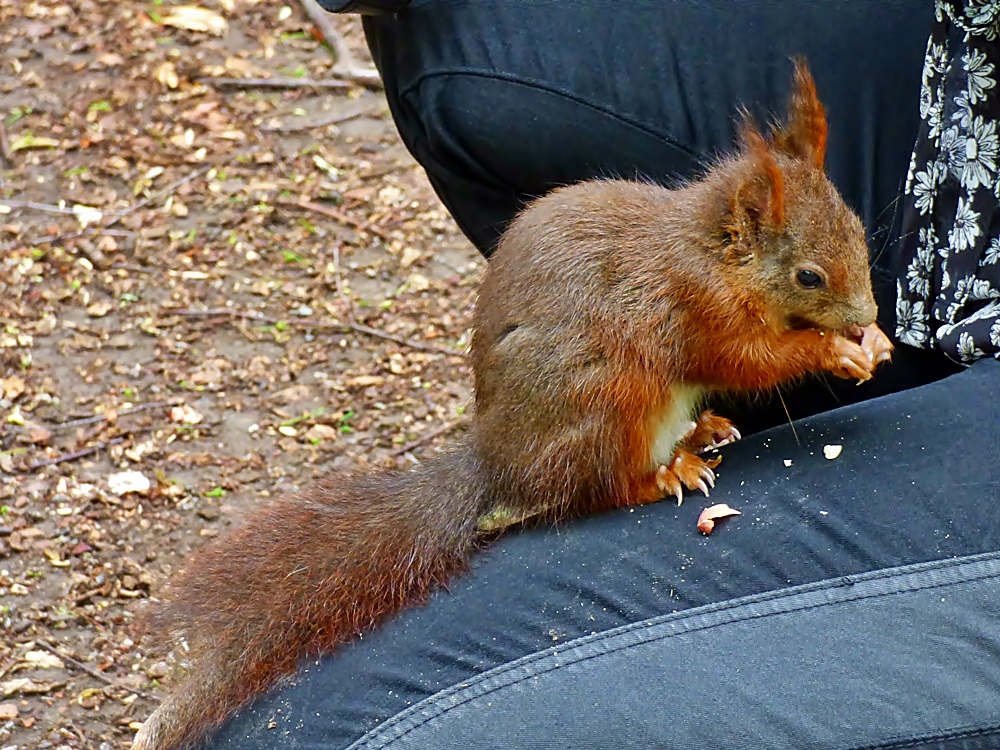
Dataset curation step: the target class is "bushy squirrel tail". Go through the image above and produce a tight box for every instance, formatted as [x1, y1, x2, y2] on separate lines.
[131, 436, 493, 750]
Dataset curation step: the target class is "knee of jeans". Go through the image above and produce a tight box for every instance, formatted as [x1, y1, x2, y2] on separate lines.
[400, 73, 700, 195]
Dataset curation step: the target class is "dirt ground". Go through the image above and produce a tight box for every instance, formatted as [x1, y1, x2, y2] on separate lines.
[0, 3, 480, 747]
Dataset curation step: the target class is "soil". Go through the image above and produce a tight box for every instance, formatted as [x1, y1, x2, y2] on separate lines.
[0, 3, 480, 747]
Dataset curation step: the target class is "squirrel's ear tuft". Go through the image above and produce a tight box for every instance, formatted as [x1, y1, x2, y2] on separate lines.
[771, 58, 827, 169]
[727, 119, 785, 246]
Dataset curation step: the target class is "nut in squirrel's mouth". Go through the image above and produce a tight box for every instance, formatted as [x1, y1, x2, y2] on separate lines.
[786, 316, 865, 343]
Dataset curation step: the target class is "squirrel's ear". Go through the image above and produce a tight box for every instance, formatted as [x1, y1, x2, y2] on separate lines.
[726, 121, 785, 247]
[771, 58, 827, 168]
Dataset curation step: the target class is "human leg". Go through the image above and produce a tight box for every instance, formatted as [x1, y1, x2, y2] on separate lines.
[204, 359, 1000, 749]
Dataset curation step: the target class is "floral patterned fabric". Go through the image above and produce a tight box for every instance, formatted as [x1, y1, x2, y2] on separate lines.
[896, 0, 1000, 362]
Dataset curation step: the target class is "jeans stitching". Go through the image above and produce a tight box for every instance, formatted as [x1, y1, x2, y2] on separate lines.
[351, 551, 1000, 748]
[857, 722, 1000, 750]
[399, 67, 700, 160]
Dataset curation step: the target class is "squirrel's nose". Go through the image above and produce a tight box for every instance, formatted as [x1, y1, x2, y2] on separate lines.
[848, 297, 878, 328]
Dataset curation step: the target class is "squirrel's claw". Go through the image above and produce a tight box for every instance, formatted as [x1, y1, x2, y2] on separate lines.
[668, 449, 719, 501]
[860, 323, 894, 367]
[656, 464, 685, 505]
[682, 411, 742, 455]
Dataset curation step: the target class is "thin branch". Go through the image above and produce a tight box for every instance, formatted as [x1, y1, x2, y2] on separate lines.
[259, 108, 366, 133]
[24, 430, 152, 472]
[169, 308, 462, 357]
[391, 418, 464, 456]
[34, 639, 159, 703]
[0, 119, 11, 164]
[49, 400, 183, 432]
[0, 200, 80, 215]
[332, 242, 357, 323]
[199, 76, 351, 90]
[110, 164, 214, 227]
[298, 0, 383, 89]
[24, 164, 214, 246]
[278, 197, 390, 240]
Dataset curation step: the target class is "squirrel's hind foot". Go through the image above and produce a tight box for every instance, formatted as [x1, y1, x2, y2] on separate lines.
[655, 450, 722, 506]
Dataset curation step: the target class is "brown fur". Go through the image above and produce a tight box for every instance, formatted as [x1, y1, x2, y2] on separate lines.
[132, 63, 891, 750]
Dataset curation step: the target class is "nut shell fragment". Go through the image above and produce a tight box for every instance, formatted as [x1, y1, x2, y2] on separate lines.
[697, 503, 741, 535]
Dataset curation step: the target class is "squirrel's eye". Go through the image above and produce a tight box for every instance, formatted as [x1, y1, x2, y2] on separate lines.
[796, 269, 824, 289]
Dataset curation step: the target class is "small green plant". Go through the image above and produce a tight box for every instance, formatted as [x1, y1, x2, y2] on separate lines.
[280, 407, 327, 428]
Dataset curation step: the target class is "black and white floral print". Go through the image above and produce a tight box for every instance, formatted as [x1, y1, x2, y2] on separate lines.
[896, 0, 1000, 363]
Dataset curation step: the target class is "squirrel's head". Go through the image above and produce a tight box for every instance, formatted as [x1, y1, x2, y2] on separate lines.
[722, 61, 877, 334]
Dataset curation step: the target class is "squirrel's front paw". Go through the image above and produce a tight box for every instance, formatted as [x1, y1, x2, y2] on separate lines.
[656, 450, 721, 505]
[681, 410, 742, 454]
[859, 323, 893, 368]
[824, 334, 874, 382]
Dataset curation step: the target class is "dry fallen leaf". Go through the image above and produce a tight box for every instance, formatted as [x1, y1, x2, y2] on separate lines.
[170, 404, 203, 424]
[10, 134, 60, 151]
[697, 503, 741, 535]
[25, 422, 53, 445]
[23, 650, 64, 670]
[399, 246, 422, 268]
[305, 424, 338, 442]
[86, 300, 114, 318]
[160, 6, 228, 35]
[1, 375, 25, 400]
[107, 470, 152, 496]
[72, 204, 103, 227]
[1, 677, 54, 696]
[96, 52, 125, 67]
[156, 60, 180, 89]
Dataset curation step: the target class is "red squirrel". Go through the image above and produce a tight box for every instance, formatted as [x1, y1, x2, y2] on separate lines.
[132, 62, 893, 750]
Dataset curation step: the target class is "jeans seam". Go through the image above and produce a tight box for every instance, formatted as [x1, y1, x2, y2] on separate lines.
[350, 551, 1000, 749]
[398, 67, 700, 160]
[858, 722, 1000, 750]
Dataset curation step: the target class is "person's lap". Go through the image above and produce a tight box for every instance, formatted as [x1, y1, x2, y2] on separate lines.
[206, 358, 1000, 749]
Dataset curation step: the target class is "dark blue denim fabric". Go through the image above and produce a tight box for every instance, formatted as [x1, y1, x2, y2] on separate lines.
[205, 359, 1000, 749]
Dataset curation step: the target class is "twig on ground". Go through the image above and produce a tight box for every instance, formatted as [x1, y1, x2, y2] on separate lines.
[0, 119, 11, 164]
[24, 164, 214, 246]
[24, 429, 153, 472]
[0, 658, 17, 681]
[199, 76, 351, 90]
[391, 418, 465, 456]
[298, 0, 383, 89]
[110, 164, 214, 227]
[73, 584, 111, 606]
[278, 197, 390, 240]
[332, 242, 357, 322]
[260, 108, 367, 132]
[50, 400, 183, 432]
[169, 308, 462, 357]
[0, 200, 81, 215]
[34, 640, 159, 703]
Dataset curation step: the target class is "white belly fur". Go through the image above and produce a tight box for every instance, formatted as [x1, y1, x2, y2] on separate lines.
[649, 384, 704, 467]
